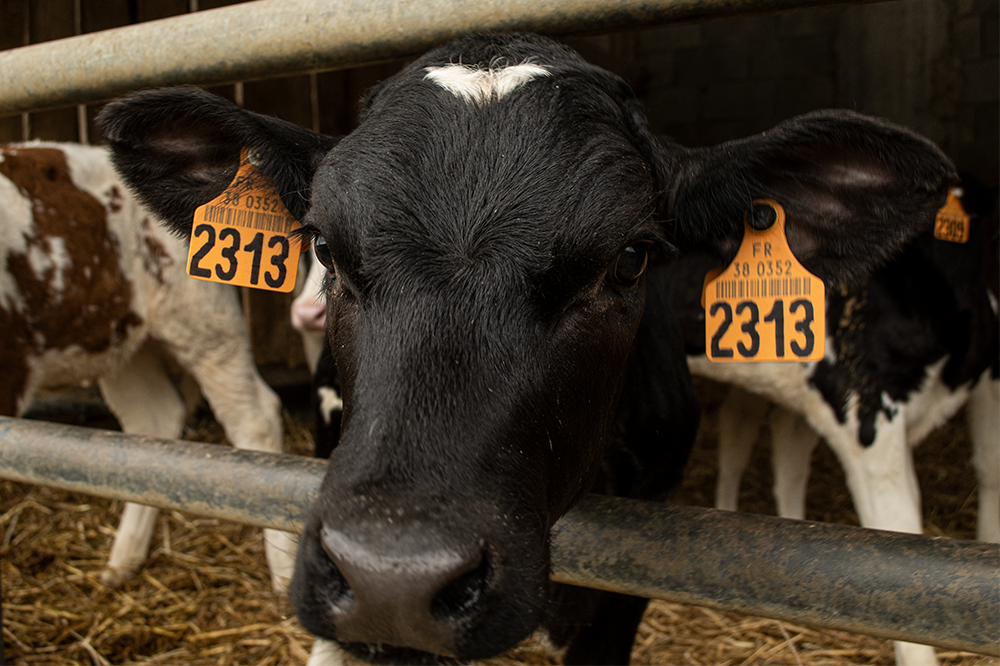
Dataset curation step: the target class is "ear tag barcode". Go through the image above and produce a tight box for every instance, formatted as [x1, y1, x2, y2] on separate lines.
[933, 188, 970, 243]
[703, 199, 825, 363]
[187, 148, 302, 292]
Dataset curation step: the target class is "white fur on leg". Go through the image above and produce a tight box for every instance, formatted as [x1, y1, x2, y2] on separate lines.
[827, 404, 923, 534]
[101, 502, 161, 586]
[716, 387, 770, 512]
[968, 374, 1000, 543]
[826, 403, 934, 666]
[770, 408, 820, 521]
[97, 345, 186, 586]
[264, 529, 298, 593]
[307, 638, 347, 666]
[97, 344, 186, 439]
[894, 640, 939, 666]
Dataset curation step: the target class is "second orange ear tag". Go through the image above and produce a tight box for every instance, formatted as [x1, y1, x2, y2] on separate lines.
[933, 188, 970, 243]
[187, 148, 303, 292]
[703, 199, 825, 363]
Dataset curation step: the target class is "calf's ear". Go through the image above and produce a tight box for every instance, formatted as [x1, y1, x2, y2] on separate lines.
[98, 86, 337, 237]
[666, 109, 958, 286]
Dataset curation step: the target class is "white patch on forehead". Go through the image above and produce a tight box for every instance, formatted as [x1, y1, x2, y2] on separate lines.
[423, 63, 551, 104]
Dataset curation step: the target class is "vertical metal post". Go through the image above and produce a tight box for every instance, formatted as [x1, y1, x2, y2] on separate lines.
[19, 0, 30, 141]
[1, 594, 5, 665]
[73, 0, 88, 144]
[1, 569, 5, 666]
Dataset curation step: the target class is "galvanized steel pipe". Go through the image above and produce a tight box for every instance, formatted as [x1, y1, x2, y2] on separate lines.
[0, 416, 323, 532]
[0, 416, 997, 655]
[0, 0, 885, 116]
[551, 495, 1000, 656]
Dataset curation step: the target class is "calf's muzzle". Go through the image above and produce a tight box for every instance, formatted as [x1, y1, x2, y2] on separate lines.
[306, 492, 504, 659]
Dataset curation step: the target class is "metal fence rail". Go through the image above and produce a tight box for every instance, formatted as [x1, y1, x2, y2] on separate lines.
[0, 416, 997, 656]
[0, 0, 889, 116]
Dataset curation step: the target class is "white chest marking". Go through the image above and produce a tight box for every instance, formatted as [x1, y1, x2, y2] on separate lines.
[423, 63, 550, 104]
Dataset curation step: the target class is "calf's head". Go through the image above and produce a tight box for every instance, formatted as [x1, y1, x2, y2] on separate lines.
[99, 33, 956, 663]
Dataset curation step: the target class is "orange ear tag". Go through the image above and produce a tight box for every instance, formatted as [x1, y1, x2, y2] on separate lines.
[703, 199, 825, 363]
[187, 148, 303, 292]
[933, 188, 970, 243]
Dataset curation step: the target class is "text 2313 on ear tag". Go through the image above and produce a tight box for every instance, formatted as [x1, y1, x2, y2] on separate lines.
[187, 148, 302, 292]
[933, 188, 970, 244]
[703, 199, 825, 363]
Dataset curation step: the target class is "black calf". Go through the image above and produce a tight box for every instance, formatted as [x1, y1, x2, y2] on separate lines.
[99, 33, 956, 664]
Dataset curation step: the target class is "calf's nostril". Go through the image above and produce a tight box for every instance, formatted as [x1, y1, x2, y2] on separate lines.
[431, 550, 490, 621]
[318, 536, 354, 611]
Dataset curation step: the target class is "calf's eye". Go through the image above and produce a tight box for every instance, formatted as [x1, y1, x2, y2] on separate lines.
[609, 242, 651, 287]
[314, 236, 336, 273]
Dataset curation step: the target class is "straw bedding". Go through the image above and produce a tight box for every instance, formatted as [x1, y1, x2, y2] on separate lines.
[2, 379, 996, 666]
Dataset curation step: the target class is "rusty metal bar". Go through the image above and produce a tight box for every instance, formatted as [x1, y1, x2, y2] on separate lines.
[0, 416, 996, 655]
[0, 0, 888, 117]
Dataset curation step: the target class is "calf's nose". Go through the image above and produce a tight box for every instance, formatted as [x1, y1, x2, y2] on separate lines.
[320, 524, 489, 657]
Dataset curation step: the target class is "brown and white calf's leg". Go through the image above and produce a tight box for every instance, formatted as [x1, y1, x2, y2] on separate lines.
[97, 343, 186, 586]
[154, 281, 293, 592]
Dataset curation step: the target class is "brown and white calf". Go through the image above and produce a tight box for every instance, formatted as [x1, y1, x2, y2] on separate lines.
[0, 141, 294, 591]
[100, 34, 957, 665]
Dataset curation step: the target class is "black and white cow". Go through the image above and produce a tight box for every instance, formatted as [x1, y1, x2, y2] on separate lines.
[669, 176, 998, 666]
[705, 178, 998, 533]
[0, 141, 295, 592]
[99, 33, 957, 666]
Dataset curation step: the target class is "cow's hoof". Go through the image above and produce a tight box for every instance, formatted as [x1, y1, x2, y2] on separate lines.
[100, 564, 139, 587]
[307, 639, 347, 666]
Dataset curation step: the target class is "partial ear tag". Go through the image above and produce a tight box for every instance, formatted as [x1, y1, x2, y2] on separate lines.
[703, 199, 825, 363]
[187, 148, 302, 292]
[934, 188, 970, 243]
